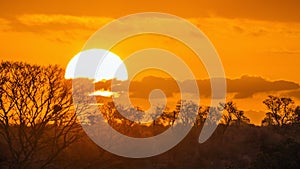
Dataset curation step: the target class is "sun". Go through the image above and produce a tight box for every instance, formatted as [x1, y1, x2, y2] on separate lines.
[65, 49, 128, 82]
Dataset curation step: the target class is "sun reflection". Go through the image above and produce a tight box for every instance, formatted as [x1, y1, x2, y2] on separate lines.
[88, 89, 120, 97]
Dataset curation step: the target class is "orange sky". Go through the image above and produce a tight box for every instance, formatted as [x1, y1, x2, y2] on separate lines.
[1, 0, 300, 124]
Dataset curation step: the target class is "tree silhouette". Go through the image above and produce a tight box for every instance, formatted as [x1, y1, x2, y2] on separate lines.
[175, 100, 199, 126]
[262, 96, 296, 126]
[0, 62, 81, 169]
[220, 101, 250, 128]
[235, 110, 250, 126]
[160, 100, 182, 126]
[195, 106, 209, 126]
[294, 106, 300, 123]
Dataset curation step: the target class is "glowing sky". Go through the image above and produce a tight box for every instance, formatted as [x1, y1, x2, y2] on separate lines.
[1, 0, 300, 124]
[1, 0, 299, 82]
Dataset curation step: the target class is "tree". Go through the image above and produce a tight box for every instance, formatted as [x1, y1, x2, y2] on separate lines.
[0, 62, 81, 169]
[175, 100, 199, 126]
[220, 101, 235, 127]
[262, 96, 295, 126]
[220, 101, 250, 128]
[160, 109, 177, 126]
[234, 110, 250, 126]
[194, 106, 209, 126]
[294, 106, 300, 123]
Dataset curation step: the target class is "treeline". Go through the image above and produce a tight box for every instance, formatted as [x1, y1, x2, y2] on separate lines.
[97, 96, 300, 136]
[1, 61, 300, 169]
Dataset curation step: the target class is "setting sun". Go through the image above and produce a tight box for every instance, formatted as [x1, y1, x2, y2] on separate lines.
[65, 48, 128, 81]
[1, 0, 300, 168]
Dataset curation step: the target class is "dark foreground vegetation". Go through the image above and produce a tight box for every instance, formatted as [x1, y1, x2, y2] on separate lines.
[2, 123, 300, 169]
[1, 61, 300, 169]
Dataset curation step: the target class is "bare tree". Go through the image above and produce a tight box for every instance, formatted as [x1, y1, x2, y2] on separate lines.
[0, 61, 81, 169]
[220, 101, 249, 128]
[262, 96, 295, 126]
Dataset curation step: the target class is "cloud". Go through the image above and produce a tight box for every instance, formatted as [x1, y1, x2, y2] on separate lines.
[227, 75, 300, 99]
[180, 75, 300, 99]
[0, 14, 115, 43]
[17, 14, 114, 30]
[95, 76, 180, 98]
[129, 76, 180, 98]
[188, 17, 300, 38]
[94, 75, 300, 99]
[3, 14, 300, 46]
[12, 14, 300, 39]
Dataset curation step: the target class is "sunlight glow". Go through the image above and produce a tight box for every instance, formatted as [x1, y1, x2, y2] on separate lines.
[88, 90, 120, 97]
[65, 49, 128, 81]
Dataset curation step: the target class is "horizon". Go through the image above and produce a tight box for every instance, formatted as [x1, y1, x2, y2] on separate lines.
[1, 1, 300, 168]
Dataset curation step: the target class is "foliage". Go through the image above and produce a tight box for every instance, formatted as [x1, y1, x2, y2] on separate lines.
[262, 96, 297, 126]
[220, 101, 250, 127]
[0, 61, 81, 169]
